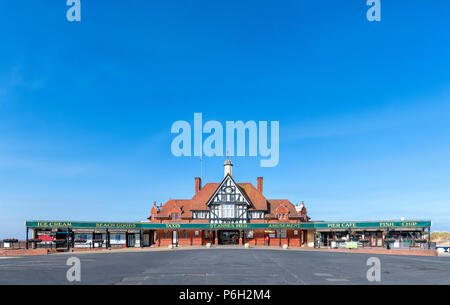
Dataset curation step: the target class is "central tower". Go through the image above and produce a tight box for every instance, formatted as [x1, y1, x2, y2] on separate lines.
[224, 156, 233, 177]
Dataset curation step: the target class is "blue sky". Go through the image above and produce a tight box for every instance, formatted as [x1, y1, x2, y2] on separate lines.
[1, 0, 449, 238]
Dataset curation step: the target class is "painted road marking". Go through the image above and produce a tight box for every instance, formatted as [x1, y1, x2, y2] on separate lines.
[116, 275, 148, 285]
[314, 273, 333, 277]
[121, 276, 148, 282]
[326, 278, 349, 282]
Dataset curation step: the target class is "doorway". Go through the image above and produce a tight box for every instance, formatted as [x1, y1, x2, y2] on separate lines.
[143, 233, 150, 247]
[218, 230, 239, 245]
[126, 233, 136, 247]
[172, 230, 178, 246]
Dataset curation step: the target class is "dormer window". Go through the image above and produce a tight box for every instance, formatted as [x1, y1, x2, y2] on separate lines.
[193, 211, 208, 219]
[171, 213, 179, 220]
[249, 211, 265, 219]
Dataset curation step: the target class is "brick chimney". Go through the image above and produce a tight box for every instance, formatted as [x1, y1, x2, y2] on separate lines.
[195, 177, 202, 194]
[257, 177, 263, 193]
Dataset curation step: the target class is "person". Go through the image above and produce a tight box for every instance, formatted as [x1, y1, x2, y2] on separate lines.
[265, 235, 270, 246]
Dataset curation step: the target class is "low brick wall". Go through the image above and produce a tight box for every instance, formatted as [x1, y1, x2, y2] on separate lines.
[1, 245, 438, 257]
[328, 248, 437, 257]
[71, 248, 105, 253]
[0, 249, 49, 256]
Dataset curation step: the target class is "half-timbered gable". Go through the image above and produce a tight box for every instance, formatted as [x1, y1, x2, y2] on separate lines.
[207, 174, 250, 224]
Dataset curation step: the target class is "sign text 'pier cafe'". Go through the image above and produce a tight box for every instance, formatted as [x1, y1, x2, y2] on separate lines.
[25, 159, 432, 250]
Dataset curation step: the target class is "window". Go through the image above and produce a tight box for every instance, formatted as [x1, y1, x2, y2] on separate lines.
[94, 233, 103, 240]
[193, 211, 208, 219]
[163, 231, 168, 239]
[223, 205, 235, 218]
[75, 233, 89, 240]
[278, 230, 287, 238]
[210, 203, 248, 224]
[183, 230, 187, 238]
[172, 213, 179, 220]
[212, 204, 235, 219]
[249, 211, 264, 219]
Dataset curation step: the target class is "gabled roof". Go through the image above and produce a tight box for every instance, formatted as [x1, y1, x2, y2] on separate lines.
[267, 199, 301, 218]
[150, 178, 302, 220]
[206, 174, 251, 206]
[154, 199, 192, 219]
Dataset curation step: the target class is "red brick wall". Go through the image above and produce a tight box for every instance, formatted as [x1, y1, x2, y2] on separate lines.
[154, 229, 209, 247]
[152, 228, 309, 248]
[0, 249, 49, 256]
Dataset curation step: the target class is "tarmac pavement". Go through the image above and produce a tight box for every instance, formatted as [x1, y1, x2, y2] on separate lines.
[0, 248, 449, 285]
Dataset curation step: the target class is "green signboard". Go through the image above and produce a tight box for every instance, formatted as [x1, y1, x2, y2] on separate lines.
[25, 220, 432, 230]
[313, 220, 431, 229]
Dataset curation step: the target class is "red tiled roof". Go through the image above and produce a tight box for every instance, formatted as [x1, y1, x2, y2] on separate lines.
[191, 183, 220, 210]
[150, 181, 302, 220]
[237, 183, 268, 210]
[267, 199, 301, 218]
[154, 199, 191, 219]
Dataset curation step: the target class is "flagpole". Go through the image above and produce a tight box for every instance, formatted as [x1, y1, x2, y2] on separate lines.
[200, 156, 202, 181]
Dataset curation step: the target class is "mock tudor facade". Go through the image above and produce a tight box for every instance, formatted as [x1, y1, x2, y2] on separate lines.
[148, 157, 310, 247]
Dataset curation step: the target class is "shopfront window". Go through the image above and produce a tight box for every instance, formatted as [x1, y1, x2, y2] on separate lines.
[278, 229, 287, 238]
[74, 233, 88, 240]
